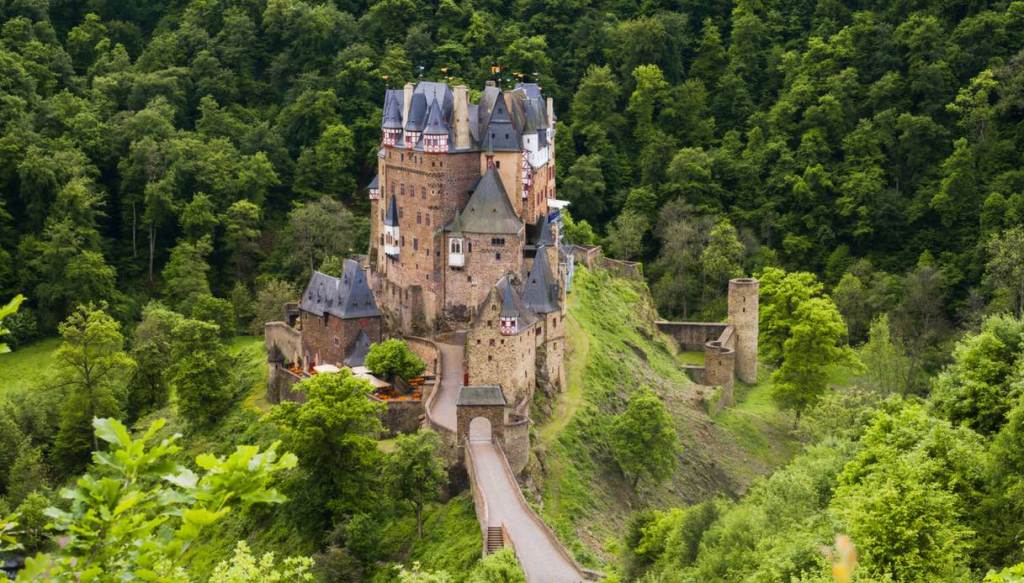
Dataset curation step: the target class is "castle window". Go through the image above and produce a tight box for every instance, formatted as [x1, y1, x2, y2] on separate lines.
[488, 355, 493, 361]
[426, 214, 431, 226]
[417, 212, 422, 224]
[495, 252, 501, 261]
[400, 183, 405, 196]
[468, 275, 472, 282]
[413, 238, 418, 250]
[421, 187, 426, 199]
[500, 339, 505, 345]
[487, 320, 492, 327]
[401, 236, 405, 246]
[476, 339, 481, 345]
[333, 337, 340, 347]
[496, 161, 501, 168]
[467, 242, 472, 253]
[489, 339, 495, 346]
[491, 238, 505, 246]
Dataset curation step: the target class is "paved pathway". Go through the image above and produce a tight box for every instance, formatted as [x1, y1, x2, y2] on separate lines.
[432, 341, 463, 431]
[469, 440, 583, 583]
[429, 336, 585, 582]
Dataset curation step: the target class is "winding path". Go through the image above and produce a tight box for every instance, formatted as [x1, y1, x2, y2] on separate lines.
[431, 338, 587, 582]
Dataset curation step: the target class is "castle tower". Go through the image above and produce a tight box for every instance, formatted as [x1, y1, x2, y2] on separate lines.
[727, 278, 759, 384]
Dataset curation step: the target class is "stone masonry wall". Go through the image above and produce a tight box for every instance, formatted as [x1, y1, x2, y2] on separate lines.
[728, 278, 759, 384]
[443, 231, 524, 321]
[656, 321, 729, 351]
[465, 293, 537, 409]
[299, 312, 382, 367]
[503, 414, 530, 474]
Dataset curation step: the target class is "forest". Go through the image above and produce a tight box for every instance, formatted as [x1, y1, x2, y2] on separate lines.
[1, 0, 1024, 580]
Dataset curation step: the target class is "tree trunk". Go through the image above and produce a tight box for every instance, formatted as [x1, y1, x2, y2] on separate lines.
[132, 203, 137, 258]
[149, 224, 156, 284]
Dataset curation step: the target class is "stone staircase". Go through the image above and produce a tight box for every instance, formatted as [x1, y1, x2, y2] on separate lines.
[486, 526, 504, 554]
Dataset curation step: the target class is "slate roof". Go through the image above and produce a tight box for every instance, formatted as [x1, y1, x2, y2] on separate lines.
[482, 91, 521, 152]
[300, 261, 380, 320]
[405, 92, 428, 132]
[382, 90, 404, 129]
[446, 169, 522, 235]
[523, 245, 559, 314]
[457, 385, 506, 407]
[500, 283, 519, 318]
[423, 102, 448, 135]
[343, 330, 372, 367]
[487, 275, 538, 330]
[535, 215, 555, 246]
[368, 174, 379, 190]
[384, 194, 399, 227]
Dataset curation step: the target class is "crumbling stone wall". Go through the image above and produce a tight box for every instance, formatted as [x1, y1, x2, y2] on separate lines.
[656, 321, 730, 351]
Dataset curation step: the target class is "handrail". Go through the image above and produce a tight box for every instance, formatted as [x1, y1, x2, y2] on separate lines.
[492, 440, 598, 580]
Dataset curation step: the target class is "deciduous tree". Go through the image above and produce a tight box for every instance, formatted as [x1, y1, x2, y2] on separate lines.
[609, 387, 679, 489]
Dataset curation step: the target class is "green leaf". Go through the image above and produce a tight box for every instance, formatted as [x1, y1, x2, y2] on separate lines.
[93, 417, 132, 448]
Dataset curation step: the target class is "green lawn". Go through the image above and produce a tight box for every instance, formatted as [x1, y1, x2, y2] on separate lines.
[0, 337, 61, 397]
[677, 350, 706, 366]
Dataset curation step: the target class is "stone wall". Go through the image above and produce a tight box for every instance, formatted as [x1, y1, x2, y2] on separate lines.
[405, 336, 440, 376]
[374, 148, 481, 332]
[443, 230, 524, 320]
[267, 364, 303, 404]
[375, 395, 424, 436]
[503, 413, 530, 474]
[299, 312, 382, 367]
[571, 245, 602, 269]
[265, 322, 302, 365]
[465, 294, 538, 409]
[656, 321, 730, 351]
[597, 256, 644, 280]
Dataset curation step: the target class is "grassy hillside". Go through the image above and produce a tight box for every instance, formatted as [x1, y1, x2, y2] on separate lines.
[530, 267, 805, 568]
[0, 337, 60, 396]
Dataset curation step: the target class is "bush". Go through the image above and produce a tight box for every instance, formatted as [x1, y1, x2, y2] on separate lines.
[1, 307, 38, 349]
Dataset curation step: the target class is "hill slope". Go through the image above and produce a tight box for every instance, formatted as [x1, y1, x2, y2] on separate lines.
[529, 267, 801, 568]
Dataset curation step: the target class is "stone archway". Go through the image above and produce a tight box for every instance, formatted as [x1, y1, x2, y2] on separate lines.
[469, 416, 492, 442]
[456, 385, 506, 446]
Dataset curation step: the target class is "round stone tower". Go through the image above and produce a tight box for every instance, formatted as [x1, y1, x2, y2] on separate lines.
[728, 278, 759, 384]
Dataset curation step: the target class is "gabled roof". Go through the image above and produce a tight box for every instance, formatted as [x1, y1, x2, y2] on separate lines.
[384, 194, 399, 227]
[368, 174, 379, 190]
[344, 330, 372, 367]
[300, 261, 380, 320]
[523, 245, 559, 314]
[455, 169, 522, 235]
[457, 385, 506, 407]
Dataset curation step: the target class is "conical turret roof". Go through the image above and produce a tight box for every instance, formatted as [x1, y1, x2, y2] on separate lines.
[523, 245, 559, 314]
[458, 169, 522, 235]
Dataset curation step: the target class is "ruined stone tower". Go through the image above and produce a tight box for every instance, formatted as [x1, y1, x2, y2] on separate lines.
[727, 278, 759, 384]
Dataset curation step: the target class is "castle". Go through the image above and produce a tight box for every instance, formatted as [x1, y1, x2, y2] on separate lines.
[368, 80, 569, 411]
[266, 80, 571, 422]
[265, 79, 758, 441]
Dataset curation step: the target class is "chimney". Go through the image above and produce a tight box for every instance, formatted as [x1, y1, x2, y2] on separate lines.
[402, 82, 414, 128]
[546, 97, 555, 129]
[453, 85, 471, 150]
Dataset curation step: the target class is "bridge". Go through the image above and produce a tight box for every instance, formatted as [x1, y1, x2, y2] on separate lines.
[426, 339, 592, 582]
